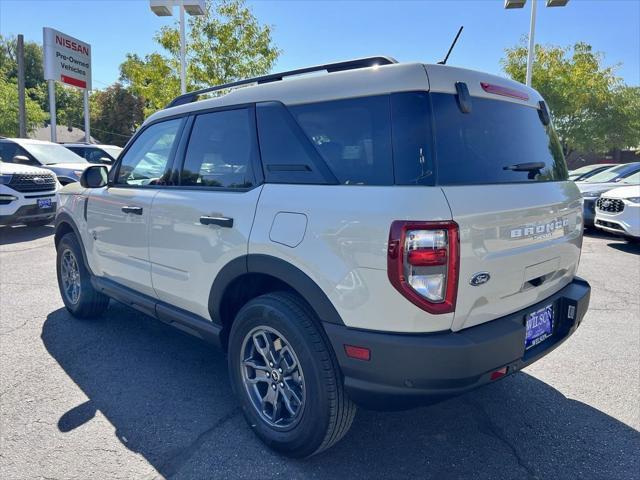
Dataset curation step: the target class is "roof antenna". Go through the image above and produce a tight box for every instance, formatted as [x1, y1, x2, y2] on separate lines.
[438, 26, 464, 65]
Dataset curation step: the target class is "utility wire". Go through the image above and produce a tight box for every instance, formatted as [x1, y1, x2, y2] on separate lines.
[71, 122, 133, 139]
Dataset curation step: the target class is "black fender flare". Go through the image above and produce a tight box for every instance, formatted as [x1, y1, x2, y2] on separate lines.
[55, 212, 94, 275]
[208, 254, 345, 327]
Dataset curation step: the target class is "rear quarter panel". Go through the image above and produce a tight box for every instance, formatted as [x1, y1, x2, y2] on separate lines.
[249, 184, 455, 333]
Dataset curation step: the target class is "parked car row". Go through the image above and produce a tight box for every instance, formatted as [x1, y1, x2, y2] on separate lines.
[568, 163, 618, 181]
[572, 161, 640, 241]
[0, 138, 121, 227]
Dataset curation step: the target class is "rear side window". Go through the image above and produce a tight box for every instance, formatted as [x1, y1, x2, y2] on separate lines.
[181, 108, 256, 189]
[291, 96, 393, 185]
[256, 102, 333, 184]
[431, 93, 568, 185]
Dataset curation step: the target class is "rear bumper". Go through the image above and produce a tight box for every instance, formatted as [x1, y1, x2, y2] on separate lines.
[0, 202, 57, 226]
[324, 277, 590, 410]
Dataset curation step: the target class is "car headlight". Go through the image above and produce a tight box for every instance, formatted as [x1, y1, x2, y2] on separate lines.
[0, 173, 13, 184]
[625, 197, 640, 205]
[581, 191, 601, 198]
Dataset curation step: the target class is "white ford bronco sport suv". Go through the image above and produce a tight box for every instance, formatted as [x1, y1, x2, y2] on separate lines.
[54, 57, 591, 457]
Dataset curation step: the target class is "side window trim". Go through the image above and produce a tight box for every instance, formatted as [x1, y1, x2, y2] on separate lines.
[168, 115, 195, 186]
[109, 115, 187, 188]
[256, 101, 338, 185]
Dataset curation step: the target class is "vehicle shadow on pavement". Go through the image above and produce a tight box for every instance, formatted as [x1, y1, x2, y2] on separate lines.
[0, 225, 54, 245]
[584, 229, 639, 254]
[607, 241, 640, 255]
[42, 303, 640, 480]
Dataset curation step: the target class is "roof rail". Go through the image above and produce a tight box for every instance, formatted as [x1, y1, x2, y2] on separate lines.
[166, 56, 398, 108]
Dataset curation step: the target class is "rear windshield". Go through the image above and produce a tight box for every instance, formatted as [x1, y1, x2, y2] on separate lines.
[431, 93, 568, 185]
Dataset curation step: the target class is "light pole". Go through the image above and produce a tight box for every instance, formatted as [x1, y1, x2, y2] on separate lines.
[150, 0, 206, 94]
[504, 0, 569, 87]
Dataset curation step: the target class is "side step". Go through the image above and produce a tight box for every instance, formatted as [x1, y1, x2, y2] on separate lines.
[91, 276, 223, 349]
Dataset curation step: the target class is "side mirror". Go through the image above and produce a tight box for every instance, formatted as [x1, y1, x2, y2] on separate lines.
[12, 155, 34, 165]
[80, 165, 108, 188]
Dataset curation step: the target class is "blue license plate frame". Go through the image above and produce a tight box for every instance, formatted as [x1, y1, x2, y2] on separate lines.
[525, 304, 554, 350]
[37, 198, 52, 209]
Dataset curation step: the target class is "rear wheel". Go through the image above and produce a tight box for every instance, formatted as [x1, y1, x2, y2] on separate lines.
[228, 292, 356, 457]
[56, 232, 110, 318]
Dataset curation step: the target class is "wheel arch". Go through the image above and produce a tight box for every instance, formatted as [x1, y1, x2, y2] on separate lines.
[54, 213, 93, 275]
[209, 254, 344, 349]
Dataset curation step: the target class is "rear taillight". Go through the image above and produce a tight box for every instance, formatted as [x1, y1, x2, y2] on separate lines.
[387, 221, 459, 314]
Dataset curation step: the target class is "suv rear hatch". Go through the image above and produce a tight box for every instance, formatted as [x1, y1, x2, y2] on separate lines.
[424, 68, 582, 332]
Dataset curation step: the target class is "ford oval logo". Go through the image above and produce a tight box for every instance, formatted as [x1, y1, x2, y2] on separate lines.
[33, 176, 45, 184]
[470, 272, 491, 286]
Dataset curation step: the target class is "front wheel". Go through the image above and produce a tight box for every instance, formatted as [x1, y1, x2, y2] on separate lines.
[228, 292, 356, 457]
[56, 232, 110, 318]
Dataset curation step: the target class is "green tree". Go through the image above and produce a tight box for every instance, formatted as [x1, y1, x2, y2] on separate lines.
[0, 35, 85, 132]
[0, 35, 44, 89]
[120, 0, 280, 116]
[502, 40, 640, 155]
[0, 35, 48, 135]
[90, 83, 144, 146]
[0, 77, 48, 136]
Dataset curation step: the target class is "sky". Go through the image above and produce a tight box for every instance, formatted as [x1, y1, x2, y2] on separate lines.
[0, 0, 638, 90]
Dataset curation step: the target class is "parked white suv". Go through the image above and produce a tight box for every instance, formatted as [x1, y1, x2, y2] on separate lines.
[54, 57, 591, 457]
[0, 138, 90, 185]
[595, 183, 640, 240]
[1, 161, 58, 227]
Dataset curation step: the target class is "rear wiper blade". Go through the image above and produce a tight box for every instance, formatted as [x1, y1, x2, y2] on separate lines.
[503, 162, 546, 172]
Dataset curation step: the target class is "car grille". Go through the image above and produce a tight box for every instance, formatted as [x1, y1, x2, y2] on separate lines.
[7, 172, 57, 192]
[596, 220, 624, 231]
[596, 197, 624, 214]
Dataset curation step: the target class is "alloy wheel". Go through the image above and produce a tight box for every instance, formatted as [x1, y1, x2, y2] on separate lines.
[240, 326, 306, 429]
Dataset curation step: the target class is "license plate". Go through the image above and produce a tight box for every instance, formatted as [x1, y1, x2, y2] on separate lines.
[37, 198, 52, 209]
[525, 304, 553, 350]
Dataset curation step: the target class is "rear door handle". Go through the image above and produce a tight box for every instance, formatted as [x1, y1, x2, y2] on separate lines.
[122, 206, 143, 215]
[200, 216, 233, 228]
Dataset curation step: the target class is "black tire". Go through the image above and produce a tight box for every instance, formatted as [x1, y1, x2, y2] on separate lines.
[228, 291, 356, 457]
[24, 218, 52, 227]
[56, 232, 110, 318]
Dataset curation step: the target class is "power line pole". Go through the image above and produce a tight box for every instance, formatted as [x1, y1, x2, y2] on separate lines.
[17, 34, 27, 138]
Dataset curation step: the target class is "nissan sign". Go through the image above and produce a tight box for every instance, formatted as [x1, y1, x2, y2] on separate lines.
[43, 27, 91, 90]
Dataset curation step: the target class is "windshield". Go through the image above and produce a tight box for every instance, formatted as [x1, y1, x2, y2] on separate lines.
[584, 163, 640, 183]
[571, 165, 603, 175]
[101, 146, 123, 159]
[23, 143, 87, 165]
[619, 171, 640, 185]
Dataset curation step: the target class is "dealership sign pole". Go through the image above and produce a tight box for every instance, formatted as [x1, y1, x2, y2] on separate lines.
[43, 27, 92, 142]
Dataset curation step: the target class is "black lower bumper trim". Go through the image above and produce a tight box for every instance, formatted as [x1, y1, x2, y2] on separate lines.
[0, 203, 57, 226]
[324, 277, 590, 410]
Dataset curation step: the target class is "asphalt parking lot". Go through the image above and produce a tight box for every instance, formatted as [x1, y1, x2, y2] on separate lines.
[0, 226, 638, 480]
